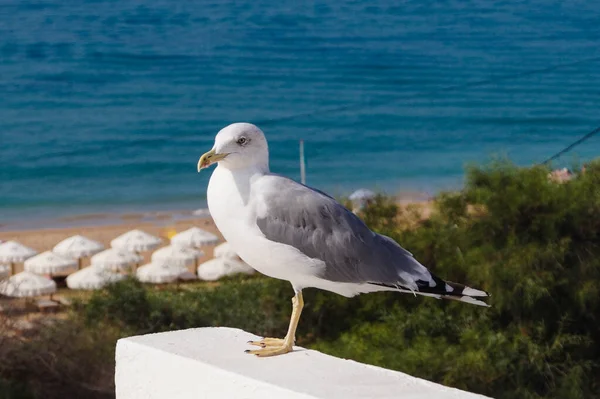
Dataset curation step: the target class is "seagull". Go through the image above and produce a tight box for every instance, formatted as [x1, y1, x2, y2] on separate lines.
[198, 123, 489, 357]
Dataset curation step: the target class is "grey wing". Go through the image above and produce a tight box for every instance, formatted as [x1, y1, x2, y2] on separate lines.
[252, 175, 434, 290]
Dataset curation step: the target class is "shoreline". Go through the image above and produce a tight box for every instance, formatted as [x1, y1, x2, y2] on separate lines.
[0, 208, 208, 233]
[0, 190, 433, 233]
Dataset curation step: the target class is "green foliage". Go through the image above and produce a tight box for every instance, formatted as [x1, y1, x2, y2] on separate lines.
[3, 158, 600, 398]
[359, 194, 401, 237]
[80, 277, 294, 337]
[78, 277, 397, 344]
[0, 378, 34, 399]
[314, 159, 600, 398]
[0, 316, 117, 399]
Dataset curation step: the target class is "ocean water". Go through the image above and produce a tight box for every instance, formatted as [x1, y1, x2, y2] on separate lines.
[1, 0, 600, 223]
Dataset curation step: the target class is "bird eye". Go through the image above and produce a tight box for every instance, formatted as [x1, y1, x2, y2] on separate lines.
[237, 137, 248, 145]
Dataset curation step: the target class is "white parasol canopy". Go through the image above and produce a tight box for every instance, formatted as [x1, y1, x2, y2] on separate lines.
[91, 248, 143, 272]
[0, 241, 37, 263]
[0, 264, 10, 279]
[213, 242, 238, 259]
[170, 227, 219, 248]
[197, 257, 254, 281]
[66, 266, 125, 290]
[192, 208, 211, 217]
[0, 271, 56, 297]
[349, 188, 376, 201]
[24, 251, 78, 275]
[151, 245, 203, 268]
[53, 235, 104, 259]
[136, 262, 191, 284]
[111, 229, 162, 252]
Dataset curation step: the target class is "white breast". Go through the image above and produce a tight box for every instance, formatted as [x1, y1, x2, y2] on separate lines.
[206, 167, 326, 284]
[207, 166, 249, 237]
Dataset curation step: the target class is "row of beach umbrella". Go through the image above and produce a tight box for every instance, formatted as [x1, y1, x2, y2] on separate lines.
[0, 226, 226, 297]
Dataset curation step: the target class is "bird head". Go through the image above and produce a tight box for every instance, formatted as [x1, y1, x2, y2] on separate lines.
[198, 123, 269, 172]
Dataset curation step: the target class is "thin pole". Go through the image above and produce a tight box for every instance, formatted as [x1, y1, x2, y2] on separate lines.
[299, 140, 306, 185]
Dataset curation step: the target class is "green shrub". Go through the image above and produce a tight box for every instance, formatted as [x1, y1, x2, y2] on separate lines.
[311, 159, 599, 398]
[0, 316, 117, 399]
[0, 377, 34, 399]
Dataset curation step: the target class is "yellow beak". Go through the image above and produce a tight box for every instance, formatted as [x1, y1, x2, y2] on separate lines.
[197, 149, 229, 172]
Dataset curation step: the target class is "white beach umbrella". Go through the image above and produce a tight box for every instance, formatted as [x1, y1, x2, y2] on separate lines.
[53, 235, 104, 269]
[197, 257, 254, 281]
[0, 264, 10, 279]
[24, 251, 78, 275]
[66, 267, 125, 290]
[111, 229, 162, 252]
[349, 188, 376, 201]
[192, 208, 211, 217]
[91, 248, 143, 272]
[171, 227, 219, 248]
[0, 271, 56, 298]
[136, 262, 191, 284]
[0, 241, 37, 263]
[151, 245, 204, 268]
[0, 241, 38, 275]
[213, 242, 238, 259]
[349, 188, 377, 213]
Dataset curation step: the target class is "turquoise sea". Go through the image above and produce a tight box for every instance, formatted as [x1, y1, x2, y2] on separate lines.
[1, 0, 600, 224]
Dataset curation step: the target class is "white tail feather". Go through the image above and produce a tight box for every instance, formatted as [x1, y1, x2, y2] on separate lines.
[462, 286, 489, 297]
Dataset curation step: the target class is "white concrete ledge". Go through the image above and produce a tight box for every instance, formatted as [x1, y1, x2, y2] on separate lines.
[115, 327, 491, 399]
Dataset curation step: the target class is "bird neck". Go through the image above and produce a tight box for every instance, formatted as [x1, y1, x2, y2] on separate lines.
[221, 157, 269, 174]
[213, 164, 266, 205]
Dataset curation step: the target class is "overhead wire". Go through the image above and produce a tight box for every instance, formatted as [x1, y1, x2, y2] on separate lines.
[540, 125, 600, 165]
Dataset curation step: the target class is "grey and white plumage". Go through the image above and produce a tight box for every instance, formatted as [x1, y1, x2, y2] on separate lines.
[200, 123, 489, 307]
